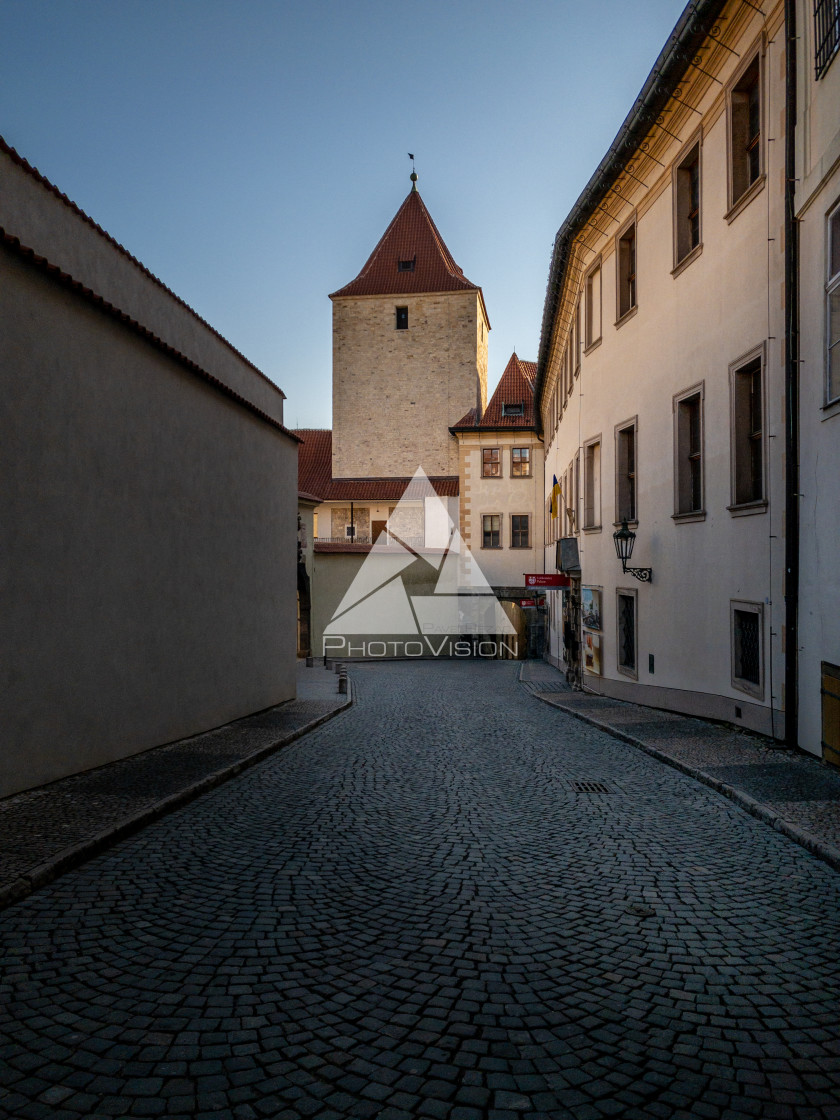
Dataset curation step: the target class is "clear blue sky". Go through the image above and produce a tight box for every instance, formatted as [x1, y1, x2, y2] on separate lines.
[1, 0, 683, 429]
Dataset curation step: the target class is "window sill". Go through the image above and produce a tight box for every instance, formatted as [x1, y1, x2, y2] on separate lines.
[510, 474, 533, 480]
[672, 509, 706, 523]
[615, 305, 638, 330]
[732, 676, 764, 701]
[672, 242, 703, 278]
[481, 475, 501, 480]
[481, 545, 503, 550]
[617, 665, 639, 681]
[821, 397, 840, 421]
[725, 174, 766, 224]
[582, 525, 602, 534]
[727, 500, 768, 517]
[583, 337, 602, 356]
[509, 545, 531, 550]
[612, 519, 639, 529]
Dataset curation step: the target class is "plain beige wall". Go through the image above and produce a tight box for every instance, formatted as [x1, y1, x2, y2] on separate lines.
[0, 245, 297, 796]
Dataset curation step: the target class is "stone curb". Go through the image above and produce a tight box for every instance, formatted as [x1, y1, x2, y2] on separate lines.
[521, 672, 840, 876]
[0, 683, 354, 913]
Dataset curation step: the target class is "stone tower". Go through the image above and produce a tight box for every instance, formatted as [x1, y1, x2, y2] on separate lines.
[330, 180, 489, 479]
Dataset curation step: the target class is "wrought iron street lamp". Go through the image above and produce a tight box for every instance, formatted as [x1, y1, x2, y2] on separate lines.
[612, 519, 652, 583]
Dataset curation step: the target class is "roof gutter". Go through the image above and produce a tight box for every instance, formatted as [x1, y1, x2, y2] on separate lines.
[535, 0, 729, 421]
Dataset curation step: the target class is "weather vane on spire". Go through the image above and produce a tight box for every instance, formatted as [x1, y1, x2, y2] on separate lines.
[408, 152, 417, 191]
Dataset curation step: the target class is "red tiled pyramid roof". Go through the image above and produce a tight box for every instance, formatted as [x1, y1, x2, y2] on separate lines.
[295, 428, 458, 501]
[330, 188, 485, 312]
[450, 353, 538, 431]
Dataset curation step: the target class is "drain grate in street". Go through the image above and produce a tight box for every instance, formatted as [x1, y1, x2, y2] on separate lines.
[564, 779, 620, 794]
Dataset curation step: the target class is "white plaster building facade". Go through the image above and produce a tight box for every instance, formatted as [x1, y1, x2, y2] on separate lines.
[537, 0, 790, 739]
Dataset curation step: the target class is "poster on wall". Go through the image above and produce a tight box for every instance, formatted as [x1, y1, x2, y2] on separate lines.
[582, 587, 602, 631]
[583, 631, 602, 675]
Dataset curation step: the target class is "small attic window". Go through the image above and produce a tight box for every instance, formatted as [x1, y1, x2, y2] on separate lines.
[502, 402, 524, 417]
[398, 258, 416, 272]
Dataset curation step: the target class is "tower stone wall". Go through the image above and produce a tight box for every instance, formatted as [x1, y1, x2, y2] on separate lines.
[332, 289, 488, 479]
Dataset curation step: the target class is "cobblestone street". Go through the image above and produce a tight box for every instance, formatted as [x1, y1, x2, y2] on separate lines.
[2, 660, 840, 1120]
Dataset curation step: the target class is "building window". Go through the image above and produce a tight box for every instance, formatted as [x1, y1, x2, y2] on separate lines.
[730, 351, 765, 508]
[396, 306, 408, 330]
[827, 202, 840, 404]
[511, 447, 531, 477]
[482, 447, 501, 477]
[398, 258, 415, 272]
[616, 419, 637, 523]
[815, 0, 840, 78]
[674, 386, 704, 516]
[822, 662, 840, 767]
[675, 143, 701, 265]
[482, 514, 501, 548]
[585, 262, 602, 347]
[617, 221, 637, 319]
[574, 299, 582, 375]
[511, 515, 530, 548]
[730, 56, 761, 207]
[583, 437, 601, 529]
[502, 402, 524, 417]
[731, 601, 764, 698]
[617, 590, 637, 678]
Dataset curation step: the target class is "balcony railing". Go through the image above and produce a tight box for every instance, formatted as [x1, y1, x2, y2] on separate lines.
[315, 534, 427, 548]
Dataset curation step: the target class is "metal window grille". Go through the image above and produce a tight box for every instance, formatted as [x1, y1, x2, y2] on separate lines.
[815, 0, 840, 78]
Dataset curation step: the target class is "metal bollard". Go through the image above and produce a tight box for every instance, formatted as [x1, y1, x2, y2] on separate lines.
[305, 656, 314, 668]
[338, 675, 348, 695]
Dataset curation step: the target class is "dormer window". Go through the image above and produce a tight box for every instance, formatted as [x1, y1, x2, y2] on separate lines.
[502, 402, 524, 417]
[398, 258, 416, 272]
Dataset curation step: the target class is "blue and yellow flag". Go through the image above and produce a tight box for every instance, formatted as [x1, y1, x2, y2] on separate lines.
[550, 474, 562, 518]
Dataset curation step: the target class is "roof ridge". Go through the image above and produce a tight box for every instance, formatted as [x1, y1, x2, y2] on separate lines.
[0, 134, 278, 392]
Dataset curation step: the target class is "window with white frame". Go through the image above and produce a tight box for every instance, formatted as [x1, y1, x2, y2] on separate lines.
[674, 385, 704, 517]
[482, 514, 501, 548]
[730, 350, 765, 508]
[616, 418, 638, 523]
[511, 447, 531, 477]
[583, 437, 601, 529]
[617, 221, 637, 319]
[827, 201, 840, 404]
[585, 262, 602, 348]
[729, 55, 762, 208]
[675, 142, 701, 265]
[510, 515, 530, 549]
[731, 600, 764, 698]
[482, 447, 501, 478]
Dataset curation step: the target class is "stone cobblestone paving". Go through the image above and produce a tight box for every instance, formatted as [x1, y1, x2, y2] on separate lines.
[1, 660, 840, 1120]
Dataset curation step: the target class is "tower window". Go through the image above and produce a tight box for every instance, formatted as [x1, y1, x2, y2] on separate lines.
[396, 306, 408, 330]
[398, 259, 415, 272]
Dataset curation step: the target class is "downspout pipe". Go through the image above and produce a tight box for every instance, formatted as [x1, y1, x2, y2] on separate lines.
[784, 0, 800, 747]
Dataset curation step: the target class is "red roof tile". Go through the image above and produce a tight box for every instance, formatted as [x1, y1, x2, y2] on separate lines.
[330, 189, 487, 322]
[450, 353, 538, 431]
[295, 429, 458, 501]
